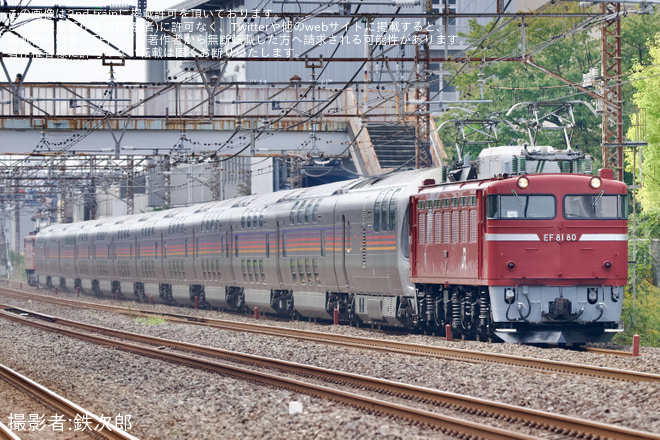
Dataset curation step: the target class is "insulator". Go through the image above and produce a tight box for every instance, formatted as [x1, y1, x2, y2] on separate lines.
[512, 156, 518, 174]
[392, 0, 419, 7]
[518, 156, 526, 174]
[584, 155, 593, 174]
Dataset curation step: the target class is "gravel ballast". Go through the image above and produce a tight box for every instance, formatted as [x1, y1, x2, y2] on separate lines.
[1, 291, 658, 439]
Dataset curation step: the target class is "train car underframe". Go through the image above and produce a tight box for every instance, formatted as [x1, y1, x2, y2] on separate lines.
[34, 276, 621, 344]
[413, 283, 623, 344]
[489, 284, 624, 344]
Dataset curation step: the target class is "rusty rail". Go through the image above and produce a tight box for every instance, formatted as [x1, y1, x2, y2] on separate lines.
[0, 361, 138, 440]
[1, 286, 656, 384]
[2, 305, 659, 440]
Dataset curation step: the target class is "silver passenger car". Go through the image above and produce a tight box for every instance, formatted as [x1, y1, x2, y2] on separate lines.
[34, 168, 445, 326]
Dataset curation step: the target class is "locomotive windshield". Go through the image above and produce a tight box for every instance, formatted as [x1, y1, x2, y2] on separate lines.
[563, 194, 628, 220]
[486, 194, 556, 219]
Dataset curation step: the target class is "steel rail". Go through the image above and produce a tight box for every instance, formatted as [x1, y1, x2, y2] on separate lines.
[3, 306, 660, 440]
[0, 308, 538, 440]
[581, 346, 636, 357]
[0, 422, 21, 440]
[197, 319, 660, 382]
[0, 362, 138, 440]
[1, 287, 656, 383]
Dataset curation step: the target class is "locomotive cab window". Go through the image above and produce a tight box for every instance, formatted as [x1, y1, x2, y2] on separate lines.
[563, 194, 628, 219]
[487, 194, 556, 219]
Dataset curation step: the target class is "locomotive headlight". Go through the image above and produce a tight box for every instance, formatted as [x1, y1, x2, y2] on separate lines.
[590, 176, 602, 189]
[603, 261, 612, 271]
[517, 176, 529, 189]
[587, 287, 598, 304]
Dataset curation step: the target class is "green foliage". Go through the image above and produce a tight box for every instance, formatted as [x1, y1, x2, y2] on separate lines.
[630, 207, 660, 282]
[614, 281, 660, 347]
[621, 11, 660, 71]
[614, 208, 660, 347]
[437, 6, 603, 163]
[8, 250, 25, 281]
[627, 35, 660, 211]
[618, 14, 660, 348]
[620, 11, 660, 173]
[637, 207, 660, 237]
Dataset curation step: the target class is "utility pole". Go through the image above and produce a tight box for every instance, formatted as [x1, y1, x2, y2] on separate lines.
[600, 2, 624, 180]
[126, 157, 135, 215]
[415, 31, 432, 169]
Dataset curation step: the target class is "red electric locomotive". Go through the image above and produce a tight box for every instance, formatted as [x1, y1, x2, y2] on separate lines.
[410, 168, 628, 343]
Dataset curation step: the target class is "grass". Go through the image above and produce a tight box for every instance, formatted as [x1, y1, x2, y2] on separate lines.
[612, 282, 660, 347]
[134, 315, 168, 326]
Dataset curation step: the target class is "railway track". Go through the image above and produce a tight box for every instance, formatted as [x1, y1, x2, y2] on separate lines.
[580, 346, 637, 357]
[1, 305, 659, 440]
[0, 422, 20, 440]
[0, 286, 656, 384]
[0, 361, 138, 440]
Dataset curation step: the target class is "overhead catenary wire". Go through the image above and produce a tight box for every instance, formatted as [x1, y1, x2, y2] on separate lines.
[0, 0, 645, 216]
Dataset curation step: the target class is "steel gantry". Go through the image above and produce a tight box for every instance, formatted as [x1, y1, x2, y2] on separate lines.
[0, 1, 651, 184]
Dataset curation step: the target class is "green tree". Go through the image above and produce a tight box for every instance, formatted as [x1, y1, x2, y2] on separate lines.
[621, 11, 660, 71]
[621, 10, 660, 151]
[627, 35, 660, 211]
[437, 7, 603, 164]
